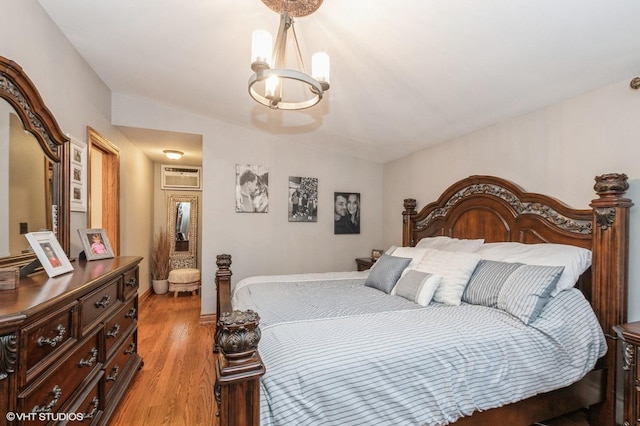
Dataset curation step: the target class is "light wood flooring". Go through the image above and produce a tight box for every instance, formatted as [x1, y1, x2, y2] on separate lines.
[109, 292, 217, 426]
[110, 292, 588, 426]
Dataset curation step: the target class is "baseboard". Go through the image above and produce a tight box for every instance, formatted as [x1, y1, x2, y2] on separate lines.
[138, 287, 152, 304]
[200, 313, 216, 324]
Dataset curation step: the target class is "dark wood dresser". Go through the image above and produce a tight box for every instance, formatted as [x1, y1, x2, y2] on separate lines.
[614, 321, 640, 426]
[0, 256, 143, 425]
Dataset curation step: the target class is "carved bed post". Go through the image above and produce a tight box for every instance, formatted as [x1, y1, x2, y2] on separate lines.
[589, 173, 633, 425]
[215, 254, 233, 321]
[214, 310, 265, 426]
[403, 198, 418, 247]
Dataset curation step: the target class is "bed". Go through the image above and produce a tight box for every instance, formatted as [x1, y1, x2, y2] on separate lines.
[213, 174, 632, 426]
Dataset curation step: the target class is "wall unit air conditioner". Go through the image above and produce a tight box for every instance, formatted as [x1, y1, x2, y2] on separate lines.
[161, 165, 202, 190]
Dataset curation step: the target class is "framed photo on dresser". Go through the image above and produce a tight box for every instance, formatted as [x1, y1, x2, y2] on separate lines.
[78, 228, 115, 260]
[25, 231, 74, 277]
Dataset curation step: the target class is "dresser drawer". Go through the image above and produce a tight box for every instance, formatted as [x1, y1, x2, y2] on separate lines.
[66, 370, 103, 425]
[17, 331, 101, 419]
[79, 278, 121, 335]
[22, 301, 78, 385]
[122, 267, 139, 301]
[104, 298, 137, 359]
[103, 330, 137, 400]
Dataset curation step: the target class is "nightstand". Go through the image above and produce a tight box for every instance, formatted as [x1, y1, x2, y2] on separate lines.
[613, 321, 640, 426]
[355, 257, 376, 271]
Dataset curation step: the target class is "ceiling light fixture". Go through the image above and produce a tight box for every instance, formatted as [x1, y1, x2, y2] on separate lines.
[163, 150, 184, 160]
[249, 0, 330, 110]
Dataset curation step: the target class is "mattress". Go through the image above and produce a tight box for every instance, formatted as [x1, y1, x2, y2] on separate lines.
[231, 272, 606, 426]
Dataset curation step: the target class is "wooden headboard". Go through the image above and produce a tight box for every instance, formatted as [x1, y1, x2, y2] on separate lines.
[401, 174, 632, 424]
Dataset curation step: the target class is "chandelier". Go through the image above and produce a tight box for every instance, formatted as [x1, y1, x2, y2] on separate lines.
[249, 0, 330, 110]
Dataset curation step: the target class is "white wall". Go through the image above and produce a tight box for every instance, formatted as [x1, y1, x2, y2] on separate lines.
[112, 94, 384, 315]
[384, 79, 640, 321]
[1, 1, 155, 295]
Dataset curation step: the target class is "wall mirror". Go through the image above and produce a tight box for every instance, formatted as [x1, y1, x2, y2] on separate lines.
[168, 194, 198, 269]
[0, 56, 70, 268]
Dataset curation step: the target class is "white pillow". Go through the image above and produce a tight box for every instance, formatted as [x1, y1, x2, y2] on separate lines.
[415, 248, 481, 305]
[415, 236, 484, 253]
[389, 247, 428, 271]
[394, 270, 442, 306]
[475, 242, 591, 296]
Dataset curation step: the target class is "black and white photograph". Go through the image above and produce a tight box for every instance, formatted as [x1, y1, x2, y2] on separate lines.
[334, 192, 360, 234]
[288, 177, 318, 222]
[235, 164, 269, 213]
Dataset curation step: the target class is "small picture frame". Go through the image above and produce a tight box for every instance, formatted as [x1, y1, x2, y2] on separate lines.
[25, 231, 74, 277]
[371, 249, 383, 260]
[69, 136, 87, 212]
[78, 228, 115, 261]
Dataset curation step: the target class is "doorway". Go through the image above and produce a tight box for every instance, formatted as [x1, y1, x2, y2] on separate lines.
[87, 127, 120, 255]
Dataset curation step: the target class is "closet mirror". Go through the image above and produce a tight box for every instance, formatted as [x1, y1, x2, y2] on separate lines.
[168, 194, 198, 269]
[0, 56, 70, 267]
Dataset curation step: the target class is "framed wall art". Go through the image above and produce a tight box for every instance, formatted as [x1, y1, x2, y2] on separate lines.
[288, 176, 318, 222]
[78, 228, 115, 260]
[25, 231, 74, 277]
[69, 135, 87, 212]
[235, 164, 269, 213]
[334, 192, 360, 234]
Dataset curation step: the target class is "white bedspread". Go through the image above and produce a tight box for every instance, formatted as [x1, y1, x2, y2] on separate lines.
[231, 273, 606, 426]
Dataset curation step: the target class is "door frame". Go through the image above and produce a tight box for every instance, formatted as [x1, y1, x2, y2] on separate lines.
[87, 127, 120, 255]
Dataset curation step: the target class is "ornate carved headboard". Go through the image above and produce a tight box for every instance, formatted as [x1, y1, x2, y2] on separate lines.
[402, 174, 632, 423]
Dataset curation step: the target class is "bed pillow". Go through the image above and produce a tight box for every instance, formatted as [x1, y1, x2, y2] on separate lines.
[497, 264, 564, 324]
[475, 242, 591, 296]
[415, 236, 484, 253]
[415, 248, 481, 305]
[389, 247, 429, 271]
[364, 254, 411, 294]
[394, 270, 442, 306]
[462, 260, 523, 307]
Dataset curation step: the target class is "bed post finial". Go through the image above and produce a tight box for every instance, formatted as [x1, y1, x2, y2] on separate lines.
[589, 172, 633, 425]
[215, 254, 233, 353]
[403, 198, 418, 247]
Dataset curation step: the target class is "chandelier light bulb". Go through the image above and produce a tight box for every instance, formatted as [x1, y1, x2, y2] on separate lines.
[251, 30, 273, 72]
[312, 52, 330, 90]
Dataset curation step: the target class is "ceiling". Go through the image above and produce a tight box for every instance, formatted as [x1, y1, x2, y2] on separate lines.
[39, 0, 640, 165]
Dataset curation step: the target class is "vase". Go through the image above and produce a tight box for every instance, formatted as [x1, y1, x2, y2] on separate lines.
[152, 279, 169, 295]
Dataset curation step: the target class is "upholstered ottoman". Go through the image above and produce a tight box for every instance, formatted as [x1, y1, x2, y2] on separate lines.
[168, 268, 201, 297]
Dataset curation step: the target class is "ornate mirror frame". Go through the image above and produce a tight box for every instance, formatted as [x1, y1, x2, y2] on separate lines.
[167, 194, 198, 269]
[0, 56, 70, 267]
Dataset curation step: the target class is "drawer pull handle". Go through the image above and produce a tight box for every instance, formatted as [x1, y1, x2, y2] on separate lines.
[106, 365, 120, 381]
[107, 323, 121, 338]
[95, 294, 111, 308]
[78, 347, 98, 367]
[32, 385, 62, 413]
[82, 396, 100, 420]
[37, 324, 66, 347]
[124, 342, 136, 355]
[126, 277, 137, 287]
[125, 307, 137, 319]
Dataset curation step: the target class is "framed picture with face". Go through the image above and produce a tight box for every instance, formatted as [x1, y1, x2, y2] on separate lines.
[334, 192, 360, 234]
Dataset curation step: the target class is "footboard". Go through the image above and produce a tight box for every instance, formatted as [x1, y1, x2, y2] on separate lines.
[214, 254, 265, 426]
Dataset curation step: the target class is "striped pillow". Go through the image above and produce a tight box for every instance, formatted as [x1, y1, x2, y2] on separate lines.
[394, 270, 442, 306]
[463, 260, 563, 324]
[463, 260, 523, 307]
[498, 264, 564, 325]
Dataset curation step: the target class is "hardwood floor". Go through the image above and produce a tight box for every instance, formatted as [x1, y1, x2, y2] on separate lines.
[110, 292, 588, 426]
[110, 292, 217, 426]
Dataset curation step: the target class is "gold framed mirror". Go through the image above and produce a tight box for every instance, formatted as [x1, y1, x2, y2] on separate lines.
[167, 194, 198, 269]
[0, 56, 70, 268]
